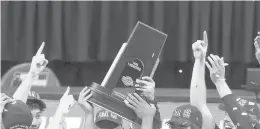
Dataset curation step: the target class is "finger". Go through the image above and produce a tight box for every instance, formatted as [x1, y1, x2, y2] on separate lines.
[221, 57, 229, 66]
[136, 79, 151, 86]
[207, 56, 216, 69]
[254, 41, 260, 52]
[2, 99, 9, 105]
[129, 94, 140, 104]
[1, 94, 6, 98]
[1, 95, 10, 101]
[214, 55, 223, 67]
[211, 54, 223, 70]
[124, 100, 136, 110]
[84, 93, 92, 100]
[203, 31, 208, 47]
[205, 61, 212, 71]
[62, 86, 70, 97]
[135, 88, 146, 92]
[80, 86, 89, 95]
[135, 85, 148, 89]
[210, 54, 220, 66]
[83, 89, 91, 98]
[133, 93, 145, 103]
[126, 95, 138, 107]
[141, 76, 154, 83]
[36, 42, 45, 56]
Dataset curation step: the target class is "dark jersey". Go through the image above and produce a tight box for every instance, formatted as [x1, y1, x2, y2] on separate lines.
[222, 94, 254, 129]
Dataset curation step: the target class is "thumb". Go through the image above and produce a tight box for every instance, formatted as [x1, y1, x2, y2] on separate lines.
[62, 86, 70, 97]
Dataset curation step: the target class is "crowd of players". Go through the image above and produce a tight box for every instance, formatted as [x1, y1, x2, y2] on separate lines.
[1, 31, 260, 129]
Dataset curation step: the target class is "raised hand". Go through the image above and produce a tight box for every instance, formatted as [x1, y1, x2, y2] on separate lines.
[135, 76, 155, 101]
[29, 42, 48, 77]
[254, 32, 260, 64]
[58, 87, 76, 114]
[192, 31, 208, 60]
[78, 86, 93, 114]
[0, 93, 13, 113]
[206, 54, 228, 84]
[124, 93, 156, 119]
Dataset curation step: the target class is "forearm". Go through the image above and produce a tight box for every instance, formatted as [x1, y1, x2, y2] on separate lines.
[141, 116, 153, 129]
[214, 80, 232, 98]
[13, 71, 35, 103]
[190, 59, 206, 105]
[46, 107, 64, 129]
[82, 112, 94, 129]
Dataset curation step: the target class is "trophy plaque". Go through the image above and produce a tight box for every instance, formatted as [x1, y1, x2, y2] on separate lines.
[88, 21, 167, 126]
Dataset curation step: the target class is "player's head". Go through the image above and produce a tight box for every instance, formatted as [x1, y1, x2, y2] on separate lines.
[166, 104, 202, 129]
[2, 100, 33, 129]
[26, 91, 46, 129]
[95, 109, 123, 129]
[218, 97, 260, 128]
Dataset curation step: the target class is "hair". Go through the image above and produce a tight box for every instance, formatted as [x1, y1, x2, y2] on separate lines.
[26, 101, 44, 111]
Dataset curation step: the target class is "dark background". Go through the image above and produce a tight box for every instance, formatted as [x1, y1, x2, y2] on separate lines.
[2, 1, 260, 88]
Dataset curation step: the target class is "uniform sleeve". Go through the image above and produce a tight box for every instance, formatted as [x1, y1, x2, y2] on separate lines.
[222, 94, 254, 129]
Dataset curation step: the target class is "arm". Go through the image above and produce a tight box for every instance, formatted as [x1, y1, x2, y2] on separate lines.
[190, 58, 207, 106]
[190, 31, 208, 106]
[206, 54, 253, 129]
[206, 54, 232, 98]
[124, 93, 156, 129]
[82, 112, 95, 129]
[13, 43, 47, 103]
[12, 72, 35, 103]
[191, 32, 215, 129]
[46, 107, 65, 129]
[141, 116, 154, 129]
[77, 86, 95, 129]
[46, 87, 75, 129]
[214, 80, 232, 98]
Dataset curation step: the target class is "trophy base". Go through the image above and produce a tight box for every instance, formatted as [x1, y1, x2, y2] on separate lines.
[88, 82, 142, 126]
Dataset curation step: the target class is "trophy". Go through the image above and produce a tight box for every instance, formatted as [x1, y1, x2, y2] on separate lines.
[88, 21, 167, 126]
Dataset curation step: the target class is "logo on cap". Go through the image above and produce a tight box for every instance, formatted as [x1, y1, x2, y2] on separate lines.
[183, 109, 191, 118]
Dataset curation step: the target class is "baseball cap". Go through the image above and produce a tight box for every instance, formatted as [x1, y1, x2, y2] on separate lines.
[218, 97, 260, 118]
[27, 91, 46, 111]
[166, 104, 202, 128]
[2, 100, 33, 129]
[95, 109, 122, 129]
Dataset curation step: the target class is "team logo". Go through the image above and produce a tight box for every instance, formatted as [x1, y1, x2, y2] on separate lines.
[122, 76, 134, 87]
[183, 109, 191, 118]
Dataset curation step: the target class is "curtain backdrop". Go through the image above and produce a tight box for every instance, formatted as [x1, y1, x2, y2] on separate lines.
[2, 1, 260, 63]
[1, 1, 260, 88]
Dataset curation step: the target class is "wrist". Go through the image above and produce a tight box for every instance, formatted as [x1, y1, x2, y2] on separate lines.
[142, 116, 153, 122]
[214, 79, 227, 86]
[28, 70, 38, 79]
[57, 105, 67, 115]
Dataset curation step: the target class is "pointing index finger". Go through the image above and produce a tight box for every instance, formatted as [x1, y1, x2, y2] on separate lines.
[203, 31, 208, 47]
[36, 42, 45, 56]
[63, 86, 70, 97]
